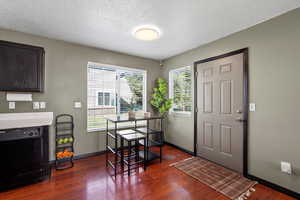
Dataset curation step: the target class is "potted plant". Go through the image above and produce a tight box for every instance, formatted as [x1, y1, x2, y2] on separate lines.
[128, 101, 136, 119]
[150, 78, 172, 117]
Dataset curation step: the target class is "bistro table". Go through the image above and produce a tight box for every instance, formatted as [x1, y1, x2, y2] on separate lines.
[104, 114, 164, 176]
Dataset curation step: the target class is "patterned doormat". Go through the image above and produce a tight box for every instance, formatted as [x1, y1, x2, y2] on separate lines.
[171, 157, 257, 200]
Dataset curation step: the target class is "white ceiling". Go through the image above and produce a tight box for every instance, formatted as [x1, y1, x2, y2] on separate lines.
[0, 0, 300, 60]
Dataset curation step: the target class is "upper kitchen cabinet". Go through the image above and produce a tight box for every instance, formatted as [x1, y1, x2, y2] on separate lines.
[0, 40, 45, 92]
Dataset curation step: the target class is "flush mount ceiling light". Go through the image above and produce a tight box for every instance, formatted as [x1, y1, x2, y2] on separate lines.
[133, 25, 161, 41]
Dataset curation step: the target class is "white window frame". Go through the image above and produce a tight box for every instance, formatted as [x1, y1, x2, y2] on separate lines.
[169, 66, 192, 115]
[87, 62, 147, 132]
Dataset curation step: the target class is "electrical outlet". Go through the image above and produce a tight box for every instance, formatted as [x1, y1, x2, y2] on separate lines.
[9, 102, 15, 110]
[33, 102, 40, 110]
[40, 102, 46, 109]
[281, 161, 292, 174]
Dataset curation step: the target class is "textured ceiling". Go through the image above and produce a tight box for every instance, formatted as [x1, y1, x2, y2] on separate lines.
[0, 0, 299, 60]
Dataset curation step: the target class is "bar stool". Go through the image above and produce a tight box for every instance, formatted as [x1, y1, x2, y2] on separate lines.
[120, 133, 147, 175]
[116, 129, 136, 169]
[106, 129, 136, 177]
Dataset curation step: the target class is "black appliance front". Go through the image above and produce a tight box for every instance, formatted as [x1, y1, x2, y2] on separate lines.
[0, 126, 51, 191]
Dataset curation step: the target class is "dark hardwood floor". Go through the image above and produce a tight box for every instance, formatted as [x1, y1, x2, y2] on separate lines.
[0, 145, 294, 200]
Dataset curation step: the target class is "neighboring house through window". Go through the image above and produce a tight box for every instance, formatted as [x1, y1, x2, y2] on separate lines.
[169, 66, 192, 114]
[87, 62, 146, 131]
[98, 92, 103, 106]
[97, 92, 113, 106]
[104, 93, 110, 106]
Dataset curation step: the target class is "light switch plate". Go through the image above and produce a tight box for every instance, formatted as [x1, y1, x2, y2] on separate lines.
[249, 103, 256, 112]
[40, 102, 46, 109]
[281, 161, 292, 174]
[74, 101, 82, 108]
[33, 102, 40, 110]
[9, 102, 15, 110]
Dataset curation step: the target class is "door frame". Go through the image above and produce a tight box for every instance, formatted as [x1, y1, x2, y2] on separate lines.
[193, 48, 249, 176]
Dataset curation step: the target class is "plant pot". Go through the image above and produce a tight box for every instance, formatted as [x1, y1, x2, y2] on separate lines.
[128, 111, 136, 119]
[144, 112, 151, 118]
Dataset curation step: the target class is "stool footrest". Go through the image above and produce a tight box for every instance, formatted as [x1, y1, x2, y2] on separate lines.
[124, 159, 144, 166]
[107, 146, 116, 154]
[107, 132, 116, 139]
[117, 151, 138, 158]
[107, 160, 115, 169]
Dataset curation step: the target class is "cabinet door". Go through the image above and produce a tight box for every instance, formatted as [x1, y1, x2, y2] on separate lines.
[0, 41, 44, 92]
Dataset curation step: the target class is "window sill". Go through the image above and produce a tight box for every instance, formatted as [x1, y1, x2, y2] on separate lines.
[169, 112, 192, 118]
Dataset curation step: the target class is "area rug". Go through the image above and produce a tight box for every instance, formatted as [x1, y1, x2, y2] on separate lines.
[171, 157, 257, 200]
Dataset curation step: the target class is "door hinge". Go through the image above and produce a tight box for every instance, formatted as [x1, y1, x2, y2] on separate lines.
[195, 71, 198, 77]
[195, 107, 198, 113]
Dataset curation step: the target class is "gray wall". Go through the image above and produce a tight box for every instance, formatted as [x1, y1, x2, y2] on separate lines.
[0, 7, 299, 194]
[163, 8, 300, 192]
[0, 29, 161, 160]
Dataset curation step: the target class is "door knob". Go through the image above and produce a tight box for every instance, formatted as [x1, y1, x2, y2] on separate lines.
[236, 110, 242, 113]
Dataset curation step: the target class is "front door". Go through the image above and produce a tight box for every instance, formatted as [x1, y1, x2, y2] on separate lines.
[195, 49, 248, 174]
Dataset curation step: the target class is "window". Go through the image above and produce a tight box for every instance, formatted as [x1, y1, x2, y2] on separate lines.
[169, 66, 192, 114]
[87, 62, 146, 131]
[97, 92, 113, 106]
[104, 92, 110, 106]
[98, 92, 103, 106]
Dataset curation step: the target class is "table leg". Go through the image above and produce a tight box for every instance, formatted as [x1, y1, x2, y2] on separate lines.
[160, 129, 163, 163]
[160, 146, 162, 163]
[135, 139, 139, 162]
[114, 122, 117, 177]
[146, 120, 149, 162]
[121, 137, 124, 170]
[128, 141, 131, 176]
[144, 138, 147, 170]
[106, 119, 108, 167]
